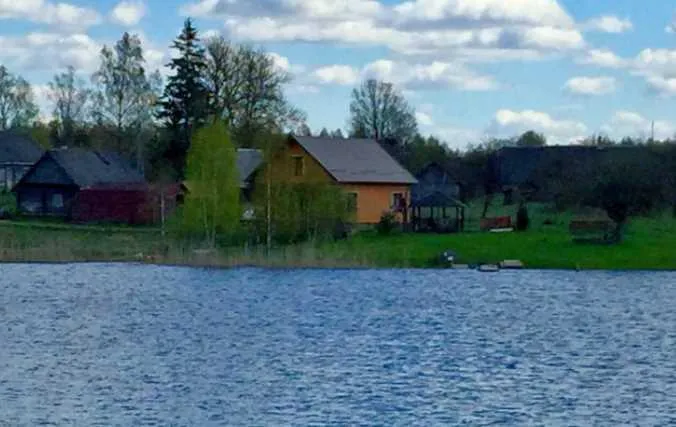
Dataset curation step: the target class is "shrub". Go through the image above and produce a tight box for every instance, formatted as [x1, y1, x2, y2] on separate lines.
[516, 204, 529, 231]
[376, 211, 399, 235]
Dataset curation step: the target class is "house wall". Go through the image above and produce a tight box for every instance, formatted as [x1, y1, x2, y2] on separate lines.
[0, 164, 32, 191]
[264, 140, 333, 184]
[72, 188, 148, 224]
[341, 183, 411, 224]
[16, 185, 77, 216]
[20, 157, 73, 186]
[263, 139, 411, 224]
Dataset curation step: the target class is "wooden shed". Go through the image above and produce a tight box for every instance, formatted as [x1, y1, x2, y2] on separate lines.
[13, 148, 151, 224]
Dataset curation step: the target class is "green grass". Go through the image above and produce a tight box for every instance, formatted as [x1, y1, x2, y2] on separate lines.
[1, 191, 675, 270]
[322, 210, 676, 270]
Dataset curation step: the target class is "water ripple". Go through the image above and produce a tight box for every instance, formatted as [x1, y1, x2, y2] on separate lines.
[1, 264, 675, 425]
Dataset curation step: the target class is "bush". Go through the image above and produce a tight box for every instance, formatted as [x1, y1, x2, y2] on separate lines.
[376, 211, 399, 235]
[516, 204, 529, 231]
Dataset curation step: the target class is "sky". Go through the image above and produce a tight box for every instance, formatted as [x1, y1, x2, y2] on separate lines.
[2, 0, 676, 149]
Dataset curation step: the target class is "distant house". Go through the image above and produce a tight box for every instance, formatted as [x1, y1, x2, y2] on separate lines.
[13, 148, 150, 223]
[0, 132, 43, 191]
[236, 148, 263, 200]
[182, 148, 263, 220]
[267, 136, 417, 224]
[411, 162, 466, 232]
[493, 145, 653, 202]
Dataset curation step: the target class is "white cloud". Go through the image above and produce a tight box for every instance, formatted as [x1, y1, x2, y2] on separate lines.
[184, 0, 586, 65]
[578, 49, 627, 69]
[634, 48, 676, 76]
[0, 0, 100, 28]
[392, 0, 574, 28]
[268, 52, 291, 72]
[666, 14, 676, 34]
[429, 125, 482, 149]
[110, 1, 146, 27]
[0, 32, 102, 72]
[310, 59, 498, 92]
[288, 84, 321, 94]
[645, 76, 676, 97]
[520, 26, 584, 50]
[313, 65, 360, 85]
[361, 59, 498, 91]
[489, 109, 587, 144]
[564, 76, 616, 95]
[415, 111, 434, 126]
[602, 111, 676, 140]
[631, 48, 676, 96]
[585, 15, 633, 33]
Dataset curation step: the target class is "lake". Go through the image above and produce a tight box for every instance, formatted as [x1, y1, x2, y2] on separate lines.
[1, 264, 676, 425]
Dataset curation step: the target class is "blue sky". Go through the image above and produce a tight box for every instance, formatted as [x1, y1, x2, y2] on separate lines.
[2, 0, 676, 148]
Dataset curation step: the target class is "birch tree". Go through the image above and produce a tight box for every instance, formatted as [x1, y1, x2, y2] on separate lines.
[92, 33, 160, 171]
[182, 120, 240, 247]
[0, 65, 39, 130]
[48, 66, 90, 144]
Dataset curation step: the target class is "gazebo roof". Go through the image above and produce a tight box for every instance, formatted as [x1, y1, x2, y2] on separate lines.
[411, 190, 467, 208]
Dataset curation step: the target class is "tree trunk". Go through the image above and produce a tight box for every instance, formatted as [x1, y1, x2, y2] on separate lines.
[266, 150, 272, 254]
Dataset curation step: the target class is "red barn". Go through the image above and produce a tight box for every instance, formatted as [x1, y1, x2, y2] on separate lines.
[13, 148, 159, 224]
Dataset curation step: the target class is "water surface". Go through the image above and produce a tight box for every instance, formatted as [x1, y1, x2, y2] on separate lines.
[1, 264, 676, 425]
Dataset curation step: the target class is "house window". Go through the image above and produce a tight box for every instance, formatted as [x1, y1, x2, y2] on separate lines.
[292, 156, 304, 177]
[346, 192, 358, 213]
[52, 193, 64, 209]
[391, 192, 405, 211]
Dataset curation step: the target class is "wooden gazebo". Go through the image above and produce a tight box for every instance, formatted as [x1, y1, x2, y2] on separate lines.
[410, 191, 466, 233]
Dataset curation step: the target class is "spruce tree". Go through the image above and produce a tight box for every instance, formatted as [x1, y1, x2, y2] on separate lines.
[158, 18, 209, 177]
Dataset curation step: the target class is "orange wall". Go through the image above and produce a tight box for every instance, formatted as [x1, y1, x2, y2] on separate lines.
[341, 183, 411, 224]
[266, 140, 333, 184]
[265, 139, 411, 224]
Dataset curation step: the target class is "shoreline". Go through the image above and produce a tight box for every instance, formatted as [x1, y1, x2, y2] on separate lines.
[2, 215, 675, 271]
[2, 257, 676, 272]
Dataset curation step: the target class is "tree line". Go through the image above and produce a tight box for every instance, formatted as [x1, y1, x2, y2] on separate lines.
[2, 17, 675, 214]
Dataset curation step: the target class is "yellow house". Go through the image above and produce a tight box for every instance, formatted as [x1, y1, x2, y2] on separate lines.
[267, 136, 417, 224]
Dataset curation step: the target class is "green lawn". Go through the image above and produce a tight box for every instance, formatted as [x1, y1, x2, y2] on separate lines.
[323, 214, 676, 270]
[1, 190, 675, 270]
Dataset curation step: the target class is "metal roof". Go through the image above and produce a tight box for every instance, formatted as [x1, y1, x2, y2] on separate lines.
[0, 131, 43, 164]
[236, 148, 263, 188]
[47, 148, 146, 188]
[292, 136, 417, 184]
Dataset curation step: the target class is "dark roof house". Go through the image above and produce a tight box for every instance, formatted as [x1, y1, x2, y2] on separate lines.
[13, 148, 149, 223]
[236, 148, 264, 189]
[292, 136, 417, 184]
[0, 131, 44, 190]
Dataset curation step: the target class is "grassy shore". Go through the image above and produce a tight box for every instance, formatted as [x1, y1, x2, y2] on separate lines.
[1, 192, 675, 270]
[1, 214, 675, 270]
[323, 216, 676, 269]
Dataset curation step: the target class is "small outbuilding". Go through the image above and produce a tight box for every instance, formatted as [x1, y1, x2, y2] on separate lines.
[0, 131, 43, 191]
[410, 162, 466, 233]
[13, 148, 150, 224]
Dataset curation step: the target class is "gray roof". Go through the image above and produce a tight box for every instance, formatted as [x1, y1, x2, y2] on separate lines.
[292, 136, 417, 184]
[237, 149, 263, 188]
[0, 131, 43, 164]
[48, 148, 145, 188]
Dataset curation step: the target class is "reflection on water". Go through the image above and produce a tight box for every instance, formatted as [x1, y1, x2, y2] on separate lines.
[1, 264, 676, 425]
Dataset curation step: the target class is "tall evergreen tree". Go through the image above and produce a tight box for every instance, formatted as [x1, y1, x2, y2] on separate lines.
[159, 18, 209, 177]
